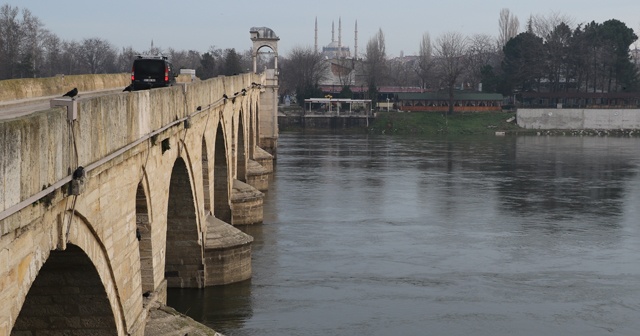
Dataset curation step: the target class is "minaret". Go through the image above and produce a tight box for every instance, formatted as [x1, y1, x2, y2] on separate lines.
[314, 17, 318, 53]
[338, 17, 342, 58]
[331, 21, 335, 43]
[354, 20, 358, 60]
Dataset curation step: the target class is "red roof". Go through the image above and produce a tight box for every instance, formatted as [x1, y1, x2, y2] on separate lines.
[319, 85, 424, 93]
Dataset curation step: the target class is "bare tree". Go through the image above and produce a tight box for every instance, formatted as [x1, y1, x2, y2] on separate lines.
[332, 57, 356, 87]
[527, 11, 574, 40]
[40, 32, 62, 76]
[240, 49, 253, 73]
[364, 28, 387, 101]
[0, 5, 21, 78]
[465, 34, 499, 91]
[434, 31, 468, 114]
[116, 46, 139, 73]
[498, 8, 520, 49]
[279, 46, 328, 105]
[169, 49, 202, 72]
[416, 32, 434, 90]
[387, 56, 417, 87]
[77, 37, 116, 74]
[18, 8, 46, 77]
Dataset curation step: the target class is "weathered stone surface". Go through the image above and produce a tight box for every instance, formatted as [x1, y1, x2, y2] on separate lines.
[231, 179, 264, 225]
[253, 146, 274, 173]
[0, 74, 130, 102]
[205, 215, 253, 249]
[0, 70, 276, 335]
[246, 158, 270, 193]
[204, 215, 253, 286]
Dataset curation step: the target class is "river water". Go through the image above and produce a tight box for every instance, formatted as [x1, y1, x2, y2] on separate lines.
[168, 133, 640, 336]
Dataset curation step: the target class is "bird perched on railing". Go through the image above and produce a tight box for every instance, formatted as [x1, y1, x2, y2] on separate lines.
[63, 88, 78, 98]
[72, 166, 85, 179]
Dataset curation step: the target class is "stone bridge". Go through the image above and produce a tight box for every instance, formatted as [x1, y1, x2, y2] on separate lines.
[0, 67, 279, 335]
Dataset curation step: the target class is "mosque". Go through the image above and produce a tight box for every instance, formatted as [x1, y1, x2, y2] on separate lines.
[314, 17, 362, 87]
[316, 17, 357, 60]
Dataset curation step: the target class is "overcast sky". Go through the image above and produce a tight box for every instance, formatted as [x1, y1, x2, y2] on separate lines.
[8, 0, 640, 57]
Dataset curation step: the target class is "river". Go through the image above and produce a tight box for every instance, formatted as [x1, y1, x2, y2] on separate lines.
[168, 133, 640, 336]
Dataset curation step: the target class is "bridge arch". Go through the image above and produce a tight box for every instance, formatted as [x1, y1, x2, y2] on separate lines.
[165, 157, 203, 288]
[250, 26, 279, 73]
[10, 210, 132, 335]
[135, 179, 154, 294]
[253, 102, 260, 159]
[214, 121, 232, 223]
[202, 136, 212, 216]
[237, 110, 247, 182]
[12, 244, 119, 335]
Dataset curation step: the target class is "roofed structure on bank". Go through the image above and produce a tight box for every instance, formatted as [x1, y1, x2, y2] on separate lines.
[396, 92, 504, 112]
[304, 98, 372, 114]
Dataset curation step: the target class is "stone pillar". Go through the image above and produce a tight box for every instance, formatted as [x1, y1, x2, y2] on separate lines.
[259, 69, 278, 158]
[231, 179, 264, 225]
[203, 215, 253, 286]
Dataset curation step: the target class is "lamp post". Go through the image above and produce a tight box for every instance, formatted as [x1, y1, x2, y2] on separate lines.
[386, 97, 390, 112]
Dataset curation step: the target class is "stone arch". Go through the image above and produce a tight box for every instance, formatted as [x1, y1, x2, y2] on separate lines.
[214, 122, 232, 223]
[237, 111, 247, 182]
[202, 136, 212, 215]
[12, 244, 119, 335]
[250, 27, 279, 73]
[165, 157, 204, 288]
[135, 181, 154, 294]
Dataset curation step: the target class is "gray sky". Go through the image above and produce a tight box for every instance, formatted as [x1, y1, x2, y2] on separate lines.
[8, 0, 640, 57]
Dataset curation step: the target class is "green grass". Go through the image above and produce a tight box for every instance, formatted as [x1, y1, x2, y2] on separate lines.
[369, 111, 522, 136]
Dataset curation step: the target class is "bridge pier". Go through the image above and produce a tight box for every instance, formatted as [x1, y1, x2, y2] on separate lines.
[246, 159, 270, 192]
[204, 215, 253, 285]
[231, 179, 264, 225]
[258, 69, 279, 159]
[253, 146, 274, 174]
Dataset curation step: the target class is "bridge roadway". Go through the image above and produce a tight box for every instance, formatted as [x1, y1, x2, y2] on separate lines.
[0, 72, 277, 335]
[0, 88, 126, 120]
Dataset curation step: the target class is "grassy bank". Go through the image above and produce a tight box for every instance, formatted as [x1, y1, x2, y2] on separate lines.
[369, 111, 522, 136]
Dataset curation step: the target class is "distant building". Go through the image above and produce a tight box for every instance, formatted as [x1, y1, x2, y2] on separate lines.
[322, 41, 350, 59]
[316, 17, 357, 60]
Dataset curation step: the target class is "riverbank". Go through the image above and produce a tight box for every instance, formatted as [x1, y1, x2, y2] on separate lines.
[368, 111, 640, 137]
[368, 111, 521, 136]
[278, 110, 640, 137]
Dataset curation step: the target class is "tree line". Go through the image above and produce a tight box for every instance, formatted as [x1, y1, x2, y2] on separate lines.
[0, 4, 252, 80]
[3, 4, 638, 108]
[278, 9, 640, 112]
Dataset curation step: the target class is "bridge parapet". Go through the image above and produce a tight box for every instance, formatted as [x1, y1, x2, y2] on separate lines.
[0, 73, 264, 221]
[0, 73, 130, 102]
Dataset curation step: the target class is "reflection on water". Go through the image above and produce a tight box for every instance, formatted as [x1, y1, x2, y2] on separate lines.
[169, 133, 640, 336]
[167, 281, 253, 330]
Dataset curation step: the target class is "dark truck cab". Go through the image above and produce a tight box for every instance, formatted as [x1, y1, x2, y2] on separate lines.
[130, 55, 176, 90]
